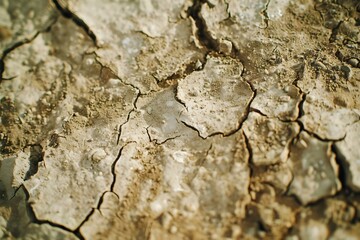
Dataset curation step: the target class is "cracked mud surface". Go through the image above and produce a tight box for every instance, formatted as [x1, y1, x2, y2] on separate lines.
[0, 0, 360, 239]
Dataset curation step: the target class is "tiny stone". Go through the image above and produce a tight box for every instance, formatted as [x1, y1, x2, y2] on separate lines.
[90, 148, 107, 163]
[347, 58, 359, 67]
[195, 60, 202, 69]
[170, 225, 177, 234]
[218, 39, 232, 55]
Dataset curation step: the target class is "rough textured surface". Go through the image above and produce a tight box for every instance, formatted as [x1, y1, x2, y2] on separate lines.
[0, 0, 360, 239]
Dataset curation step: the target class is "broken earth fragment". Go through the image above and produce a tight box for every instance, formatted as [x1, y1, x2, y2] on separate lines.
[300, 90, 360, 140]
[335, 121, 360, 191]
[243, 112, 300, 166]
[64, 0, 203, 91]
[0, 145, 42, 199]
[191, 132, 250, 218]
[177, 56, 254, 138]
[288, 132, 341, 205]
[251, 85, 303, 121]
[23, 117, 118, 230]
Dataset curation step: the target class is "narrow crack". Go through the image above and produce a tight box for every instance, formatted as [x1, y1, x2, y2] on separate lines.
[285, 121, 302, 165]
[0, 18, 57, 82]
[242, 131, 253, 166]
[115, 87, 142, 145]
[260, 0, 271, 29]
[71, 142, 128, 235]
[91, 60, 143, 146]
[296, 91, 306, 119]
[173, 84, 188, 111]
[52, 0, 98, 46]
[331, 143, 349, 191]
[223, 81, 257, 137]
[72, 189, 118, 236]
[249, 107, 268, 117]
[145, 126, 181, 145]
[293, 77, 353, 142]
[180, 120, 207, 140]
[242, 131, 256, 202]
[21, 186, 83, 239]
[329, 21, 343, 43]
[152, 54, 207, 88]
[110, 145, 127, 192]
[179, 81, 257, 140]
[72, 209, 94, 239]
[116, 108, 135, 145]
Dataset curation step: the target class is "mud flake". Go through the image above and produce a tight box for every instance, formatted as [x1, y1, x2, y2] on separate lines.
[177, 56, 254, 138]
[243, 112, 300, 166]
[251, 85, 302, 121]
[288, 132, 341, 205]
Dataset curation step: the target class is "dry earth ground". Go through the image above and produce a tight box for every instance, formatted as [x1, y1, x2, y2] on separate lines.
[0, 0, 360, 239]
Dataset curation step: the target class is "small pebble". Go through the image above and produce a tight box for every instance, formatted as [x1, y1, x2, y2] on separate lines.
[347, 58, 359, 67]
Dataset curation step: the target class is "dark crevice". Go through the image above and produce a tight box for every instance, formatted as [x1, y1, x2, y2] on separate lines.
[21, 186, 83, 239]
[24, 145, 44, 181]
[145, 126, 152, 142]
[145, 126, 181, 145]
[243, 131, 256, 205]
[180, 120, 207, 140]
[187, 0, 219, 52]
[249, 107, 268, 117]
[72, 143, 127, 235]
[331, 144, 349, 191]
[73, 209, 94, 239]
[173, 84, 188, 111]
[242, 131, 253, 166]
[73, 189, 119, 236]
[329, 21, 343, 43]
[229, 40, 246, 67]
[154, 132, 178, 144]
[152, 54, 207, 88]
[52, 0, 98, 46]
[2, 30, 40, 59]
[132, 90, 142, 110]
[291, 62, 306, 87]
[296, 92, 306, 119]
[110, 145, 126, 192]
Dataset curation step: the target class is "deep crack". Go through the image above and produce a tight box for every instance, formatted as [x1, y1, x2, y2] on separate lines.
[110, 145, 126, 193]
[52, 0, 98, 46]
[188, 0, 218, 52]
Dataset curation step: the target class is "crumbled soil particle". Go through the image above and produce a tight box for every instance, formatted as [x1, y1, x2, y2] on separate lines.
[0, 0, 360, 239]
